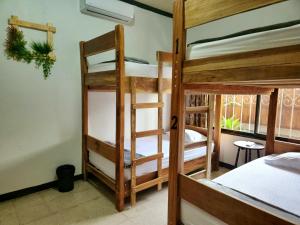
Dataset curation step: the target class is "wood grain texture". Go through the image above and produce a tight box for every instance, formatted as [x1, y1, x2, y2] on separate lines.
[185, 106, 208, 114]
[183, 45, 300, 85]
[185, 0, 286, 28]
[135, 129, 163, 138]
[79, 42, 89, 180]
[132, 153, 163, 166]
[206, 95, 215, 179]
[274, 140, 300, 153]
[214, 95, 222, 169]
[180, 175, 298, 225]
[168, 0, 186, 224]
[9, 15, 56, 32]
[86, 136, 116, 162]
[87, 163, 116, 191]
[265, 89, 278, 155]
[84, 30, 115, 57]
[115, 25, 125, 212]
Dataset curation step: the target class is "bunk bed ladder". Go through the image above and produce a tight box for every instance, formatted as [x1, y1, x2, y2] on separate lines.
[186, 95, 215, 180]
[130, 75, 164, 207]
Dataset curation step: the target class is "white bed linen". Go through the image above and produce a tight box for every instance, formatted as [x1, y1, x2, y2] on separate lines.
[88, 135, 209, 180]
[187, 24, 300, 59]
[181, 157, 300, 225]
[88, 61, 172, 78]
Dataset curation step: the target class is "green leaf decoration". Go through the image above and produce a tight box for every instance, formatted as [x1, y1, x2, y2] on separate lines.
[222, 116, 241, 130]
[4, 26, 55, 79]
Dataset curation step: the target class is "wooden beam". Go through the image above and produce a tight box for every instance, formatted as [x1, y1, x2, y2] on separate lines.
[115, 24, 125, 212]
[132, 102, 164, 109]
[214, 95, 222, 169]
[87, 163, 116, 191]
[84, 30, 115, 57]
[85, 71, 116, 86]
[184, 84, 273, 95]
[86, 136, 116, 162]
[206, 95, 215, 179]
[185, 0, 286, 28]
[135, 129, 163, 138]
[185, 106, 208, 114]
[79, 42, 89, 180]
[180, 175, 298, 225]
[266, 89, 279, 155]
[157, 51, 173, 63]
[168, 0, 186, 224]
[133, 177, 163, 193]
[132, 153, 164, 166]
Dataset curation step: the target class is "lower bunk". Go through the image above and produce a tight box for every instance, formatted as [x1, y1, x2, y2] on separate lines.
[84, 129, 218, 207]
[180, 150, 300, 225]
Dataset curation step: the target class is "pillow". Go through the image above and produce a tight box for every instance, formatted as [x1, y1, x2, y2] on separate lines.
[185, 129, 207, 144]
[164, 129, 207, 144]
[264, 152, 300, 172]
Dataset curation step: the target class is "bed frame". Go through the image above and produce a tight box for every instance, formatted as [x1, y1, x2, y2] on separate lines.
[80, 25, 221, 211]
[168, 0, 300, 225]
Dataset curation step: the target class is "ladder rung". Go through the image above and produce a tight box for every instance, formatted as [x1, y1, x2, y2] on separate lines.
[135, 129, 163, 138]
[133, 177, 163, 193]
[132, 102, 164, 109]
[186, 106, 209, 114]
[132, 153, 163, 166]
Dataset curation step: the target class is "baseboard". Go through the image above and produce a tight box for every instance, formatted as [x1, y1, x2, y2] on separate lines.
[219, 161, 235, 170]
[0, 174, 83, 202]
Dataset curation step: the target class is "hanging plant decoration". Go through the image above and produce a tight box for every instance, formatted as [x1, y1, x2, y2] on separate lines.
[4, 25, 55, 79]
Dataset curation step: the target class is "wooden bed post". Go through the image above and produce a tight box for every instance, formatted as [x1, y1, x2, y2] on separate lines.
[213, 95, 222, 170]
[115, 24, 125, 212]
[266, 89, 279, 155]
[79, 42, 89, 180]
[168, 0, 186, 224]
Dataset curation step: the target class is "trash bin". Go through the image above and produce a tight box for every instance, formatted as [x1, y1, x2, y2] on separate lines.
[56, 164, 75, 192]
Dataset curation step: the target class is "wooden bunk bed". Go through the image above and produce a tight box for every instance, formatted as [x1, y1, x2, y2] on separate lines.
[168, 0, 300, 225]
[79, 25, 221, 211]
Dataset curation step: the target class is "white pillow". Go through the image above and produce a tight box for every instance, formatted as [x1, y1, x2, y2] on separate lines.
[264, 152, 300, 172]
[164, 129, 207, 144]
[185, 129, 207, 144]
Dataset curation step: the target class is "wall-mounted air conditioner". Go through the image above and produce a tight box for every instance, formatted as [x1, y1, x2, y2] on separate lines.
[80, 0, 135, 25]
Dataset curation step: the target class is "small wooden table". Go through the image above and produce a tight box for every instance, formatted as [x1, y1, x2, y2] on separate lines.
[233, 140, 264, 167]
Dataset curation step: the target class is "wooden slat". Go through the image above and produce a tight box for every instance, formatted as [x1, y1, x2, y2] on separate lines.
[214, 95, 222, 170]
[115, 24, 125, 212]
[189, 169, 206, 180]
[274, 140, 300, 153]
[265, 89, 279, 155]
[180, 175, 298, 225]
[157, 51, 173, 63]
[86, 136, 116, 162]
[135, 129, 163, 138]
[184, 141, 207, 150]
[184, 84, 274, 95]
[132, 102, 164, 109]
[185, 106, 208, 114]
[84, 30, 115, 57]
[9, 15, 56, 32]
[85, 71, 116, 86]
[185, 125, 207, 136]
[133, 177, 163, 193]
[87, 163, 116, 191]
[185, 0, 286, 28]
[133, 153, 164, 166]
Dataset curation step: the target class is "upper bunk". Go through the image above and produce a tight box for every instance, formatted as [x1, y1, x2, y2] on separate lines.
[80, 25, 172, 93]
[175, 0, 300, 88]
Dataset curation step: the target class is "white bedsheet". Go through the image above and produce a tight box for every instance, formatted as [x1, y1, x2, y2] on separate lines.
[88, 61, 172, 78]
[181, 157, 300, 225]
[187, 23, 300, 60]
[88, 135, 209, 181]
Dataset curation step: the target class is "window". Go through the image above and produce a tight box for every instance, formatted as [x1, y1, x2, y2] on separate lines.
[222, 88, 300, 141]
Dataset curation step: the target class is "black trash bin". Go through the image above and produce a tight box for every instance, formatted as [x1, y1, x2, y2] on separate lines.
[56, 165, 75, 192]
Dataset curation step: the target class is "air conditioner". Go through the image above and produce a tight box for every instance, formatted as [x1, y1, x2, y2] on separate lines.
[80, 0, 135, 25]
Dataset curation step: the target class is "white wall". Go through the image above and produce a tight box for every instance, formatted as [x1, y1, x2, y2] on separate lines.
[187, 0, 300, 166]
[0, 0, 172, 195]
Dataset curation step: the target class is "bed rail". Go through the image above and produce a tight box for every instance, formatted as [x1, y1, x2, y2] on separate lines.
[86, 136, 116, 162]
[185, 0, 286, 29]
[179, 174, 298, 225]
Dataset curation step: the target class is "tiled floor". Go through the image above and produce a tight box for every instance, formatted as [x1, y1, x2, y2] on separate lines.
[0, 168, 229, 225]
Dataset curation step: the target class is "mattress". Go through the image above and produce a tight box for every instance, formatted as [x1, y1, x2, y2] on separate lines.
[88, 134, 210, 181]
[187, 21, 300, 60]
[181, 156, 300, 225]
[88, 61, 172, 78]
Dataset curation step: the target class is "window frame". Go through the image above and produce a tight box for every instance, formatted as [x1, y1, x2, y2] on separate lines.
[221, 94, 300, 145]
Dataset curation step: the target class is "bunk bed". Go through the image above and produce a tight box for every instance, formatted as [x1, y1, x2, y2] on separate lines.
[168, 0, 300, 225]
[79, 25, 221, 211]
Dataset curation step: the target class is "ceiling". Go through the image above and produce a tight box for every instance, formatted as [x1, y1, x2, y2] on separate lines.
[135, 0, 173, 14]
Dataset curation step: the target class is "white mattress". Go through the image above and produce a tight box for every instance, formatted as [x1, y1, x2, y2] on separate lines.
[88, 61, 172, 78]
[187, 23, 300, 60]
[88, 135, 209, 181]
[181, 156, 300, 225]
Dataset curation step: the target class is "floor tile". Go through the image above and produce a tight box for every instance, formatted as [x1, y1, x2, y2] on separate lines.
[0, 212, 19, 225]
[15, 203, 51, 225]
